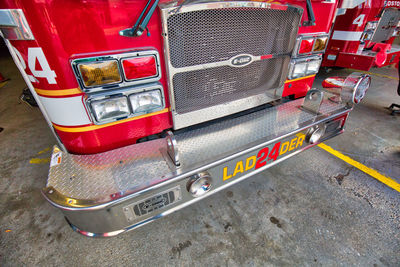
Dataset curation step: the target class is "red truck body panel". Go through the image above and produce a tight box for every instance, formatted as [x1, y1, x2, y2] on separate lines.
[1, 0, 337, 154]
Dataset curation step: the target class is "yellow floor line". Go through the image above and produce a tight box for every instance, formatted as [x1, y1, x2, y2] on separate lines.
[29, 158, 50, 164]
[350, 69, 399, 81]
[318, 143, 400, 192]
[0, 81, 8, 88]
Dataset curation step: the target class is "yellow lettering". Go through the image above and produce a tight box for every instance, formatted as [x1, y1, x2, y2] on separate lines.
[223, 167, 232, 181]
[280, 141, 289, 155]
[289, 137, 297, 151]
[296, 134, 305, 148]
[245, 156, 256, 171]
[233, 161, 244, 177]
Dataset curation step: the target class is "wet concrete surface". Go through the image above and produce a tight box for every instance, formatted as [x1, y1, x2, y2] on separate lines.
[0, 52, 399, 266]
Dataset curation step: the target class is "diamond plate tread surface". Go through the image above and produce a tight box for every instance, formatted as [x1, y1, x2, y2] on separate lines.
[175, 98, 345, 167]
[47, 139, 171, 200]
[47, 98, 345, 200]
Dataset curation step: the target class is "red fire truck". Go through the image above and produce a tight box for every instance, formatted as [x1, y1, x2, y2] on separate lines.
[0, 0, 370, 236]
[323, 0, 400, 70]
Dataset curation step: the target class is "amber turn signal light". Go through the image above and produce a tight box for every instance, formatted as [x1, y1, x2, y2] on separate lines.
[78, 60, 122, 88]
[313, 37, 328, 52]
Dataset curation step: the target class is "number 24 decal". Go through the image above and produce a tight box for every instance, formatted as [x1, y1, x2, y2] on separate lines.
[12, 46, 57, 84]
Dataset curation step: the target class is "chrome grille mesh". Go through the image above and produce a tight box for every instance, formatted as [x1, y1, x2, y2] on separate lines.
[162, 3, 302, 125]
[167, 7, 301, 68]
[173, 57, 290, 114]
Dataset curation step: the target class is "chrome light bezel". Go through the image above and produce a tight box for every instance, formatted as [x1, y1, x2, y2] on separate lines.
[85, 83, 165, 125]
[341, 73, 371, 105]
[77, 59, 123, 89]
[121, 54, 160, 82]
[71, 50, 162, 93]
[90, 96, 130, 123]
[293, 34, 330, 57]
[288, 55, 322, 80]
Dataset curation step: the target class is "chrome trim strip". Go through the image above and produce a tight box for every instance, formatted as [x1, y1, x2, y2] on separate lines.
[0, 9, 34, 40]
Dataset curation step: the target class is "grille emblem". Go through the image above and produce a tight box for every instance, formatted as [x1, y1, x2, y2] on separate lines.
[230, 54, 253, 67]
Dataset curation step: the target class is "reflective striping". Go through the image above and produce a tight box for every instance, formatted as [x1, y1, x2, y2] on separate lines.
[285, 74, 316, 83]
[331, 31, 363, 41]
[39, 95, 92, 126]
[318, 143, 400, 192]
[53, 108, 170, 133]
[35, 87, 82, 97]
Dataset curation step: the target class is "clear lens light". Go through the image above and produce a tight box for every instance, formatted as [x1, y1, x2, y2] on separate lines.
[79, 60, 121, 88]
[291, 63, 307, 79]
[353, 76, 370, 103]
[91, 97, 130, 122]
[129, 90, 162, 113]
[306, 60, 321, 75]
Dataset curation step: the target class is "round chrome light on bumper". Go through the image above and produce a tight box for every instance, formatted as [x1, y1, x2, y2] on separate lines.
[341, 73, 371, 104]
[187, 172, 212, 197]
[306, 124, 326, 144]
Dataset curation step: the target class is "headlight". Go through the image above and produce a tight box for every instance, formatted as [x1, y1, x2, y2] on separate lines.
[353, 75, 371, 104]
[306, 59, 321, 75]
[290, 63, 307, 79]
[78, 60, 122, 88]
[289, 56, 322, 80]
[129, 90, 163, 113]
[90, 96, 130, 122]
[341, 73, 371, 104]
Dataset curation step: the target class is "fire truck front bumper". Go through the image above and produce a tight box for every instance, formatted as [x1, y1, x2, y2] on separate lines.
[42, 90, 352, 237]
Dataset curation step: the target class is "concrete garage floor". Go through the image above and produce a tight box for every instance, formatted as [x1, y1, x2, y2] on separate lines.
[0, 48, 399, 266]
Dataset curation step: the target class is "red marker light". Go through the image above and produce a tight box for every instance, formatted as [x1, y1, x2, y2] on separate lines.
[122, 56, 158, 81]
[298, 38, 314, 54]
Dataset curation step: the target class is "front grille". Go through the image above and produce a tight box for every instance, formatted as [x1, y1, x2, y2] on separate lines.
[162, 2, 302, 126]
[173, 57, 290, 114]
[167, 7, 300, 68]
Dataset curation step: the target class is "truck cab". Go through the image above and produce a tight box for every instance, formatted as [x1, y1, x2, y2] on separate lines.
[0, 0, 370, 236]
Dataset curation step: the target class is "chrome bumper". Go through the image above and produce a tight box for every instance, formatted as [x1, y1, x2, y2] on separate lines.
[42, 93, 351, 237]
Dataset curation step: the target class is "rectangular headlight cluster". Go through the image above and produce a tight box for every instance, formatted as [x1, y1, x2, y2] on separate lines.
[72, 51, 161, 93]
[87, 86, 164, 124]
[288, 56, 322, 80]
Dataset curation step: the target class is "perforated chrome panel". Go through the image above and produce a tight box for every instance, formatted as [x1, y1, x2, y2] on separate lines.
[161, 2, 302, 128]
[172, 57, 290, 114]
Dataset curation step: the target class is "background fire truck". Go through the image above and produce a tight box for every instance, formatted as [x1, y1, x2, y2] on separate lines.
[323, 0, 400, 71]
[0, 0, 371, 236]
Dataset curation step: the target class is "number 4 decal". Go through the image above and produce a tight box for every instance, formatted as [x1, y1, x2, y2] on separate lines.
[28, 48, 57, 84]
[12, 46, 57, 84]
[353, 14, 365, 27]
